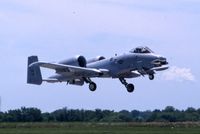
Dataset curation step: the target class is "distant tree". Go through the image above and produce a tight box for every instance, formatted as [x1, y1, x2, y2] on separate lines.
[118, 110, 132, 122]
[0, 106, 200, 123]
[83, 110, 96, 122]
[100, 113, 121, 122]
[131, 110, 140, 120]
[52, 108, 68, 122]
[186, 107, 196, 113]
[139, 110, 152, 122]
[42, 112, 55, 122]
[161, 113, 177, 122]
[0, 112, 4, 122]
[184, 107, 199, 121]
[147, 109, 162, 122]
[197, 108, 200, 114]
[163, 106, 175, 112]
[93, 109, 103, 121]
[6, 109, 21, 122]
[174, 110, 185, 122]
[21, 107, 42, 122]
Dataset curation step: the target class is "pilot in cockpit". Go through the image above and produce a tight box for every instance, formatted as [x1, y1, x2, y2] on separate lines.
[130, 47, 153, 54]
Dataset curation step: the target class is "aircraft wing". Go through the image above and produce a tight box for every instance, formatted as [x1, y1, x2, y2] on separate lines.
[29, 62, 106, 77]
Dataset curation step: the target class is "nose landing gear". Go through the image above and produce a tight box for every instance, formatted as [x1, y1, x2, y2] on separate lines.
[119, 78, 134, 93]
[126, 84, 135, 93]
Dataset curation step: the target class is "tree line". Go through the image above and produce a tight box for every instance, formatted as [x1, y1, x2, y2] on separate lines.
[0, 106, 200, 122]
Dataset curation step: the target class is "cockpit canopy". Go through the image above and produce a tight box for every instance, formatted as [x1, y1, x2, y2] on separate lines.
[130, 46, 154, 54]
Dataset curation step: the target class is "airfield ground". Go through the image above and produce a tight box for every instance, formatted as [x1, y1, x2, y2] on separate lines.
[0, 122, 200, 134]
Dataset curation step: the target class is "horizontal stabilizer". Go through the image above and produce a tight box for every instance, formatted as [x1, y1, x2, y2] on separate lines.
[43, 79, 60, 83]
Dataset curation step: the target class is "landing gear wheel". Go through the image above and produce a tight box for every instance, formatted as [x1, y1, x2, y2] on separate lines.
[89, 82, 97, 92]
[126, 84, 134, 93]
[149, 74, 154, 80]
[119, 78, 135, 93]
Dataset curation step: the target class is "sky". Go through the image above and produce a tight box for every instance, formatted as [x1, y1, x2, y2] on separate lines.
[0, 0, 200, 112]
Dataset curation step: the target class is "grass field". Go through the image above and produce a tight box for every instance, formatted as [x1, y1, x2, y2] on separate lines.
[0, 122, 200, 134]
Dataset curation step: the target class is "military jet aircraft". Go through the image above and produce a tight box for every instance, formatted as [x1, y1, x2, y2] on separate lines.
[27, 46, 168, 93]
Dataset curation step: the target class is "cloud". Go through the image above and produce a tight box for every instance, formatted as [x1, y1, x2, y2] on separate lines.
[162, 66, 195, 81]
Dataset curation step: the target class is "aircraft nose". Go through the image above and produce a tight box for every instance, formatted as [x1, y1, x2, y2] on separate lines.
[159, 56, 168, 65]
[152, 56, 168, 66]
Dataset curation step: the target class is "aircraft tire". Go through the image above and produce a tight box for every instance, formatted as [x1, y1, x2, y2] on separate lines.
[126, 84, 134, 93]
[149, 74, 154, 80]
[89, 82, 97, 92]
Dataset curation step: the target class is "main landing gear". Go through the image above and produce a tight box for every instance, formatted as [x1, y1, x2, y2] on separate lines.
[119, 78, 134, 93]
[149, 74, 154, 80]
[83, 78, 97, 92]
[89, 82, 97, 92]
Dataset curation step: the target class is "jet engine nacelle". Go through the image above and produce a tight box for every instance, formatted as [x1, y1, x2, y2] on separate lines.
[59, 55, 87, 67]
[87, 56, 106, 64]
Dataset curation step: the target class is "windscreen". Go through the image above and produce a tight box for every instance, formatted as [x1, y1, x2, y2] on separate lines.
[130, 47, 154, 54]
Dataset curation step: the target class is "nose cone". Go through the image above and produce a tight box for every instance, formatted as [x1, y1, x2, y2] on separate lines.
[159, 56, 168, 65]
[152, 55, 168, 66]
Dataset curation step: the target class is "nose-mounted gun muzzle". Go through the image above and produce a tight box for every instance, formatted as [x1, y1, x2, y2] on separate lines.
[152, 57, 168, 67]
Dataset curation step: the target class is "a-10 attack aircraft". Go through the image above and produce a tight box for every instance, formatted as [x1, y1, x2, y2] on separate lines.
[27, 46, 169, 93]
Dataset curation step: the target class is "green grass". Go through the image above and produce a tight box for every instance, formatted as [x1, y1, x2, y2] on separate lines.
[0, 122, 200, 134]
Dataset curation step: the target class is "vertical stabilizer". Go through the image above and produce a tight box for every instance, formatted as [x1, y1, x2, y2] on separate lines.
[27, 56, 42, 85]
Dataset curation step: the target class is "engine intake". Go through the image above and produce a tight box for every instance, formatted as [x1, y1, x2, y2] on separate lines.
[59, 55, 87, 67]
[87, 56, 106, 64]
